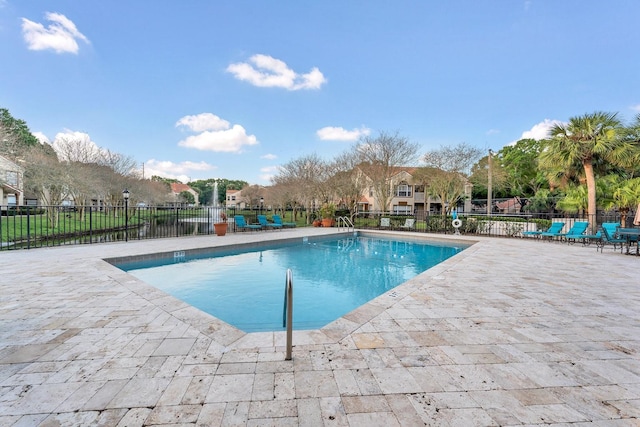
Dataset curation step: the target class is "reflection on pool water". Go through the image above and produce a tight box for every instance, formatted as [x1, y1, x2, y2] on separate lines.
[118, 235, 467, 332]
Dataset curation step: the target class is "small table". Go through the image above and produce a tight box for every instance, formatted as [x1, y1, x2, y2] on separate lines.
[617, 228, 640, 255]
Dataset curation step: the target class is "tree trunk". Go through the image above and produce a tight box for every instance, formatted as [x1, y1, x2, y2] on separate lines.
[583, 160, 597, 233]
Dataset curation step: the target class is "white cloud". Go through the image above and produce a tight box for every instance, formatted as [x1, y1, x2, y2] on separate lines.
[316, 126, 370, 141]
[21, 12, 89, 54]
[145, 159, 215, 183]
[227, 54, 327, 90]
[259, 165, 279, 182]
[176, 113, 258, 153]
[261, 153, 277, 160]
[176, 113, 230, 132]
[630, 104, 640, 113]
[517, 119, 564, 142]
[32, 131, 50, 145]
[50, 130, 106, 161]
[486, 129, 500, 136]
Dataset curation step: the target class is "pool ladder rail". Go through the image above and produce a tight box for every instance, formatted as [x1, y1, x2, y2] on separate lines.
[282, 269, 293, 360]
[336, 216, 354, 232]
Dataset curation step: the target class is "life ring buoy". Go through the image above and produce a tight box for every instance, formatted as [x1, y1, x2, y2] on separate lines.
[452, 218, 462, 228]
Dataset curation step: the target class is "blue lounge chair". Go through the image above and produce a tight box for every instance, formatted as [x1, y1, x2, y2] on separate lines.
[234, 215, 262, 232]
[598, 222, 626, 253]
[272, 214, 296, 227]
[558, 221, 589, 242]
[566, 230, 601, 246]
[257, 214, 282, 229]
[523, 222, 564, 239]
[541, 221, 584, 240]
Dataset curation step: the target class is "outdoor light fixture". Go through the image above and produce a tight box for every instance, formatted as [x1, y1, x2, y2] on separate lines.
[122, 189, 130, 242]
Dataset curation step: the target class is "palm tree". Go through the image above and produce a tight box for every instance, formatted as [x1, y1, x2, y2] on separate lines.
[540, 111, 636, 230]
[602, 175, 640, 225]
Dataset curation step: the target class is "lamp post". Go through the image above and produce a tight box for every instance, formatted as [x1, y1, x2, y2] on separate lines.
[122, 189, 130, 242]
[260, 197, 264, 215]
[487, 149, 493, 217]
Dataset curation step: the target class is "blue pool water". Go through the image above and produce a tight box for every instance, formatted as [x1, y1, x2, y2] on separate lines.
[118, 235, 466, 332]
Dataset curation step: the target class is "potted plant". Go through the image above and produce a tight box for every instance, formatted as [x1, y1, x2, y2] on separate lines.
[214, 211, 228, 236]
[319, 203, 336, 227]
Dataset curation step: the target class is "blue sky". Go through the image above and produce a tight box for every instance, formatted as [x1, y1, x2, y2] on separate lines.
[2, 1, 639, 184]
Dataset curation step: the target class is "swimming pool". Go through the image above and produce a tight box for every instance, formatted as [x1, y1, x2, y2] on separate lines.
[117, 235, 467, 332]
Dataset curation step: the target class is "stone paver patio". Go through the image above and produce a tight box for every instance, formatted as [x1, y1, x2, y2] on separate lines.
[0, 228, 639, 426]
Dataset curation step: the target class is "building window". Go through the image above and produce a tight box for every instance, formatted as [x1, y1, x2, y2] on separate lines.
[395, 182, 412, 197]
[392, 204, 412, 215]
[6, 171, 18, 187]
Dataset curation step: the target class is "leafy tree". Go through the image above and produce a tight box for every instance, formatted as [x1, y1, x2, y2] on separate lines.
[179, 190, 195, 205]
[189, 179, 215, 205]
[498, 138, 547, 196]
[0, 108, 41, 154]
[525, 188, 557, 214]
[354, 131, 419, 212]
[601, 175, 640, 225]
[469, 152, 508, 199]
[540, 111, 636, 228]
[555, 185, 588, 215]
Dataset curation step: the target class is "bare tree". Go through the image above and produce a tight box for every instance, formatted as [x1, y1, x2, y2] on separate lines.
[53, 134, 103, 163]
[240, 184, 263, 211]
[22, 147, 67, 227]
[416, 142, 483, 215]
[422, 142, 482, 175]
[272, 154, 331, 224]
[353, 131, 419, 212]
[262, 183, 287, 212]
[100, 149, 140, 178]
[328, 151, 368, 220]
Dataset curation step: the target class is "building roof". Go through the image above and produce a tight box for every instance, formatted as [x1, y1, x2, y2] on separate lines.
[170, 183, 193, 194]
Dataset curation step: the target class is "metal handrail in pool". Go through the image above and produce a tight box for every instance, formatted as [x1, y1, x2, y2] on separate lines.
[282, 269, 293, 360]
[336, 216, 354, 232]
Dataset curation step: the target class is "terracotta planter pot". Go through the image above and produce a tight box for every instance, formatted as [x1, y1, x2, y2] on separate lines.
[214, 222, 228, 236]
[321, 218, 333, 227]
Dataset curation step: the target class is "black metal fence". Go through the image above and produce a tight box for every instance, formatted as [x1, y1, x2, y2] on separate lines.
[351, 210, 633, 237]
[0, 205, 225, 250]
[0, 203, 634, 251]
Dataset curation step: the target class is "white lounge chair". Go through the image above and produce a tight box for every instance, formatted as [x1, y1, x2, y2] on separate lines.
[401, 218, 415, 229]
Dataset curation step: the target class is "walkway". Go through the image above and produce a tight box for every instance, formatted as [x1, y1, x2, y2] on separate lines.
[0, 229, 639, 426]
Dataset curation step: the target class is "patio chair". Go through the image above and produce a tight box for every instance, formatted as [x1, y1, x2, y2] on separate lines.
[558, 221, 589, 242]
[540, 221, 588, 241]
[565, 230, 601, 246]
[523, 221, 564, 239]
[380, 217, 391, 228]
[400, 218, 415, 230]
[234, 215, 262, 232]
[272, 214, 296, 227]
[598, 222, 626, 253]
[257, 214, 282, 229]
